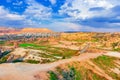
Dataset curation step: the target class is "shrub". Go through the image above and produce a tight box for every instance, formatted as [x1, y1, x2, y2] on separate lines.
[26, 60, 40, 64]
[0, 57, 7, 63]
[62, 67, 76, 80]
[49, 71, 58, 80]
[12, 59, 23, 63]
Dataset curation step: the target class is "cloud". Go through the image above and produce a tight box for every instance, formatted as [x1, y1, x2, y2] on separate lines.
[0, 0, 53, 28]
[80, 25, 120, 32]
[52, 22, 80, 31]
[6, 14, 25, 20]
[59, 0, 119, 19]
[0, 6, 25, 20]
[0, 0, 120, 32]
[24, 0, 52, 21]
[0, 6, 26, 28]
[13, 1, 23, 6]
[89, 7, 105, 11]
[111, 5, 120, 17]
[44, 21, 120, 32]
[49, 0, 56, 5]
[0, 6, 7, 15]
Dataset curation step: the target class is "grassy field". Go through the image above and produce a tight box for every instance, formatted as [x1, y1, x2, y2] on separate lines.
[92, 55, 120, 80]
[19, 43, 78, 59]
[92, 55, 116, 68]
[49, 63, 106, 80]
[0, 41, 5, 45]
[113, 48, 120, 52]
[48, 55, 120, 80]
[19, 43, 47, 49]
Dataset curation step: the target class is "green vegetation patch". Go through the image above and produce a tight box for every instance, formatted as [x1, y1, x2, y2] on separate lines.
[0, 57, 7, 63]
[0, 41, 5, 45]
[12, 59, 23, 63]
[0, 51, 11, 64]
[51, 47, 77, 58]
[92, 55, 120, 80]
[113, 48, 120, 52]
[92, 55, 116, 69]
[19, 43, 78, 59]
[49, 65, 106, 80]
[26, 60, 40, 64]
[74, 66, 106, 80]
[19, 43, 47, 49]
[49, 71, 58, 80]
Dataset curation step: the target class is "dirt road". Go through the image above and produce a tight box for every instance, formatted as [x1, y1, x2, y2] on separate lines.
[0, 52, 105, 80]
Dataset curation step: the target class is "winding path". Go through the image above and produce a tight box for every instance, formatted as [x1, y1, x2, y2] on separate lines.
[0, 52, 105, 80]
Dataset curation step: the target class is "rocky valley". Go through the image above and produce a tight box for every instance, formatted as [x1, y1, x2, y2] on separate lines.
[0, 27, 120, 80]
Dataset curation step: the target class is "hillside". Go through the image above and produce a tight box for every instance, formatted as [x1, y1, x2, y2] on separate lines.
[0, 31, 120, 80]
[0, 27, 53, 35]
[0, 27, 19, 35]
[0, 52, 119, 80]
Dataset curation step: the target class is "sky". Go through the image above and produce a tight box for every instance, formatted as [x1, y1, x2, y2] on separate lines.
[0, 0, 120, 32]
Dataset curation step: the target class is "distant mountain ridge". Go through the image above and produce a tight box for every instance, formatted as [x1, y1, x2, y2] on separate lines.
[0, 27, 53, 35]
[21, 28, 52, 33]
